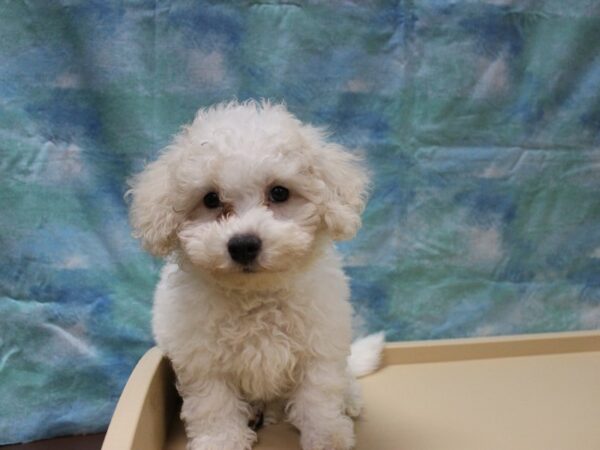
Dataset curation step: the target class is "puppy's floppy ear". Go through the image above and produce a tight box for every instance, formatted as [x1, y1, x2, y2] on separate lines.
[314, 141, 370, 240]
[126, 151, 181, 257]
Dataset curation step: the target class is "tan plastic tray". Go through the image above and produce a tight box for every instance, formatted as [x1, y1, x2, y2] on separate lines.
[101, 331, 600, 450]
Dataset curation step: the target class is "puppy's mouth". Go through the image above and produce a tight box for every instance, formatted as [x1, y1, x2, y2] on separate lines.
[242, 265, 257, 274]
[236, 260, 281, 275]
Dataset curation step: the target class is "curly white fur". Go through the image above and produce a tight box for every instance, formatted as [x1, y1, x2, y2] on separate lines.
[128, 100, 383, 450]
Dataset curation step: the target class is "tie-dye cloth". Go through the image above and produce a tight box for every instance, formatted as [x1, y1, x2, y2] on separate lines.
[1, 0, 600, 444]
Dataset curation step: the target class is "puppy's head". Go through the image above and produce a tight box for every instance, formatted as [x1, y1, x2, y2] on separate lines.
[128, 101, 368, 285]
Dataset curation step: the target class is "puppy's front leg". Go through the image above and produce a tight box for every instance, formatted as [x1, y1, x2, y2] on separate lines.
[288, 360, 355, 450]
[180, 378, 256, 450]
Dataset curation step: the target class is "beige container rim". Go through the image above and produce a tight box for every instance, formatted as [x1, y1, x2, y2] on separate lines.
[101, 330, 600, 450]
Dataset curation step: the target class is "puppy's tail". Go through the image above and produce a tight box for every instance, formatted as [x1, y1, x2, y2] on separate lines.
[348, 332, 385, 378]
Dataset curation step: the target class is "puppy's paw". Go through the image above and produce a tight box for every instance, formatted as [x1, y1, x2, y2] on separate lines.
[345, 399, 362, 419]
[345, 376, 364, 418]
[300, 415, 355, 450]
[187, 428, 256, 450]
[344, 386, 363, 419]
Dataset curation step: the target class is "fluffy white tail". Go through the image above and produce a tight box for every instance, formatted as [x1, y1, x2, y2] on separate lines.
[348, 332, 385, 378]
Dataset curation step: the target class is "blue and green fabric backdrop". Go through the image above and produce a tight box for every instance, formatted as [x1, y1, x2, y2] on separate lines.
[1, 0, 600, 444]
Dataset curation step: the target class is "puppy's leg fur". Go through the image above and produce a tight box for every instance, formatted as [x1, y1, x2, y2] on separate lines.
[344, 332, 385, 418]
[180, 379, 256, 450]
[287, 360, 355, 450]
[344, 371, 363, 418]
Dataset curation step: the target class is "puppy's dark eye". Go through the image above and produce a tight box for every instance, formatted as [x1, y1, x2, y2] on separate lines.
[269, 186, 289, 203]
[203, 192, 221, 209]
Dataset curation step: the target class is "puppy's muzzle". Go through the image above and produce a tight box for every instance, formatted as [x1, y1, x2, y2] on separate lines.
[227, 234, 262, 265]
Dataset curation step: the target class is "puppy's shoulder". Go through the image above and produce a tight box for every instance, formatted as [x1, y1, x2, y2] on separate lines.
[153, 262, 216, 318]
[152, 263, 215, 355]
[297, 247, 351, 304]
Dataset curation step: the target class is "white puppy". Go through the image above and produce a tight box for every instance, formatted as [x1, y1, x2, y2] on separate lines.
[128, 100, 384, 450]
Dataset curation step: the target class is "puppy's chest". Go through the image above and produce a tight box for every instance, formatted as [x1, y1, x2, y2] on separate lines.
[215, 301, 308, 400]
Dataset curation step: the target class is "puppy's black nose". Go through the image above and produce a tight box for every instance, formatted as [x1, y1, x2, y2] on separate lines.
[227, 234, 262, 265]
